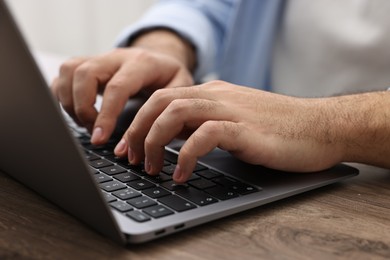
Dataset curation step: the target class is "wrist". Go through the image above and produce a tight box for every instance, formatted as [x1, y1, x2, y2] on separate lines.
[324, 92, 389, 166]
[129, 29, 196, 72]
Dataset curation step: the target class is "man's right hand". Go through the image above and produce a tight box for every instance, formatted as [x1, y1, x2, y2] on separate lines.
[51, 30, 195, 145]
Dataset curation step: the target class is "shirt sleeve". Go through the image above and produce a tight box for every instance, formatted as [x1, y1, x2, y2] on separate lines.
[115, 0, 237, 81]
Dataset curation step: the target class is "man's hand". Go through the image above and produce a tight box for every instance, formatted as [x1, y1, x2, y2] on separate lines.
[51, 30, 195, 145]
[115, 81, 354, 183]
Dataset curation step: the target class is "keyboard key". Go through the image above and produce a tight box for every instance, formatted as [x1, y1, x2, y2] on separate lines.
[89, 159, 113, 169]
[127, 196, 157, 209]
[142, 187, 171, 199]
[205, 186, 239, 200]
[100, 165, 127, 175]
[110, 201, 133, 212]
[143, 173, 172, 183]
[82, 143, 106, 151]
[85, 153, 100, 161]
[187, 174, 201, 181]
[175, 187, 218, 206]
[164, 151, 178, 164]
[104, 155, 128, 164]
[112, 188, 141, 200]
[89, 167, 99, 175]
[212, 176, 238, 187]
[102, 192, 117, 203]
[99, 180, 126, 192]
[196, 169, 222, 179]
[134, 165, 148, 175]
[188, 178, 217, 190]
[143, 205, 174, 218]
[232, 184, 259, 195]
[158, 195, 196, 212]
[94, 173, 112, 183]
[93, 148, 114, 156]
[78, 136, 90, 145]
[193, 164, 207, 172]
[162, 164, 176, 175]
[213, 177, 260, 195]
[126, 211, 151, 222]
[160, 180, 188, 191]
[118, 162, 145, 175]
[128, 179, 155, 190]
[113, 172, 140, 183]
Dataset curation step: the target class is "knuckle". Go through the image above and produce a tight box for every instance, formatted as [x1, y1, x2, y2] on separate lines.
[150, 88, 168, 100]
[131, 48, 153, 63]
[151, 117, 164, 133]
[149, 88, 172, 105]
[144, 135, 156, 151]
[188, 130, 202, 144]
[59, 57, 87, 76]
[166, 99, 188, 115]
[105, 80, 123, 92]
[202, 80, 233, 93]
[200, 121, 241, 138]
[74, 63, 94, 80]
[203, 80, 225, 88]
[126, 125, 138, 144]
[201, 121, 222, 135]
[96, 111, 115, 126]
[178, 145, 192, 160]
[59, 60, 77, 76]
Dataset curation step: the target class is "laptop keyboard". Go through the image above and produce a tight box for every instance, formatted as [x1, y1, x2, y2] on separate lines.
[74, 131, 261, 223]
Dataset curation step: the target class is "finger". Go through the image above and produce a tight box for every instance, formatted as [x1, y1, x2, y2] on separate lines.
[90, 49, 187, 144]
[91, 63, 146, 144]
[164, 67, 194, 89]
[53, 57, 88, 121]
[126, 86, 213, 164]
[143, 98, 230, 175]
[50, 77, 59, 100]
[173, 121, 244, 183]
[72, 54, 124, 132]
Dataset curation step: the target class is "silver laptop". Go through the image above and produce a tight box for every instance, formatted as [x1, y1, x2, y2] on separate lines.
[0, 0, 358, 244]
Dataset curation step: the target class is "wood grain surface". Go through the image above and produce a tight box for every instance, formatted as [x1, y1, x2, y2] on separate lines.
[0, 164, 389, 260]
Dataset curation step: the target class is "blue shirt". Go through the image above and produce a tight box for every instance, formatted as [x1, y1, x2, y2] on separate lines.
[116, 0, 284, 90]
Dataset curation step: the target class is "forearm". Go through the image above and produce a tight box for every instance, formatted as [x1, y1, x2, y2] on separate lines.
[129, 29, 196, 72]
[324, 91, 390, 168]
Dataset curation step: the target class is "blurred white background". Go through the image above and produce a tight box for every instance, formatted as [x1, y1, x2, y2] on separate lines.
[6, 0, 155, 56]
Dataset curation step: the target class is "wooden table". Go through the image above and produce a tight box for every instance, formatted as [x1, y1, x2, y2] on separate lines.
[0, 164, 389, 259]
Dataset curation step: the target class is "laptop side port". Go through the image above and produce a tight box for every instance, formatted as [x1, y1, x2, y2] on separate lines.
[174, 224, 185, 230]
[155, 229, 166, 236]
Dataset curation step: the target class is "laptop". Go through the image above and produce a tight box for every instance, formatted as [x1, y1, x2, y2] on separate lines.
[0, 0, 358, 244]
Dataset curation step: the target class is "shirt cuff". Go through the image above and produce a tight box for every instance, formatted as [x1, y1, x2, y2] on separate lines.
[115, 2, 216, 81]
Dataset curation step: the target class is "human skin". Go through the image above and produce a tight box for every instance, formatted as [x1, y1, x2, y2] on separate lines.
[52, 30, 390, 183]
[114, 82, 390, 182]
[51, 29, 195, 139]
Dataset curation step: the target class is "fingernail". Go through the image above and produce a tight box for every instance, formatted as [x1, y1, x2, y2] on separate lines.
[114, 139, 127, 154]
[128, 147, 134, 163]
[144, 157, 151, 173]
[91, 127, 103, 143]
[173, 164, 182, 181]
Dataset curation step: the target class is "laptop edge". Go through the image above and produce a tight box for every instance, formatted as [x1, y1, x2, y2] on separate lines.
[0, 0, 359, 245]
